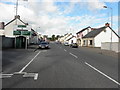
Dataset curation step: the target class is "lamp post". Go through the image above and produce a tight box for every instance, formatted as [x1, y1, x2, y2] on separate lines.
[103, 6, 113, 28]
[103, 6, 113, 50]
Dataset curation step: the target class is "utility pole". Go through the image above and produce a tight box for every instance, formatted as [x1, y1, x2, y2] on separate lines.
[15, 0, 18, 25]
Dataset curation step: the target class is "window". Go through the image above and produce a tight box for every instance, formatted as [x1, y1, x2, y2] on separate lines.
[89, 40, 92, 45]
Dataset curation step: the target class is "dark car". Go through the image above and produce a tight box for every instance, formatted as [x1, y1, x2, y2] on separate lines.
[39, 42, 50, 49]
[70, 43, 78, 48]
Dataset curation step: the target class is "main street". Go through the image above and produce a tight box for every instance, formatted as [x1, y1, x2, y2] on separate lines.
[2, 42, 119, 88]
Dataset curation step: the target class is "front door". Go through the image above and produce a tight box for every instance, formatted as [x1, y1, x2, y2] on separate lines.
[16, 36, 26, 48]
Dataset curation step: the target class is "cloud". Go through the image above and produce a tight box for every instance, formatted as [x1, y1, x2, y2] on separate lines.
[0, 1, 118, 36]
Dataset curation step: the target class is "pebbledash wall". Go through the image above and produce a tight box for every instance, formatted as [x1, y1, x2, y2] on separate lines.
[101, 42, 120, 53]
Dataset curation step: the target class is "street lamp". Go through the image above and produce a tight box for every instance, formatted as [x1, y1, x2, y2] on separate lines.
[103, 6, 113, 50]
[103, 6, 113, 28]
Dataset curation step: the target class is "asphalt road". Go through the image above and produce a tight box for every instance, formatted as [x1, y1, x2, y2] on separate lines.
[1, 42, 119, 88]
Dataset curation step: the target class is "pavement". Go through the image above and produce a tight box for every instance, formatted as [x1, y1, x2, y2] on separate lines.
[1, 42, 119, 88]
[78, 46, 119, 58]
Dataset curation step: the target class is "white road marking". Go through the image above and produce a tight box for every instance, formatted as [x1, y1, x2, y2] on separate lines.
[41, 50, 47, 52]
[69, 53, 78, 58]
[60, 47, 62, 48]
[64, 49, 67, 52]
[34, 73, 38, 80]
[23, 73, 38, 80]
[14, 72, 27, 75]
[0, 74, 13, 79]
[19, 51, 41, 73]
[85, 62, 120, 86]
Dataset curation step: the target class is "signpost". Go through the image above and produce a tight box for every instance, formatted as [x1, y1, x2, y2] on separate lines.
[13, 25, 31, 49]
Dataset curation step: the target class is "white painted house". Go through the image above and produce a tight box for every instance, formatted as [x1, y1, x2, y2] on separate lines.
[59, 33, 72, 43]
[3, 15, 31, 48]
[64, 34, 73, 43]
[4, 15, 28, 38]
[76, 26, 92, 46]
[67, 36, 77, 45]
[82, 23, 120, 47]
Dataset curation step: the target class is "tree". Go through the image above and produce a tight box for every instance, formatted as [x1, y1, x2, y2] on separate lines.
[51, 35, 55, 41]
[56, 35, 60, 40]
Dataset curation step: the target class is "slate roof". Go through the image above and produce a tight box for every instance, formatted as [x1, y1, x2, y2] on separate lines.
[83, 26, 107, 38]
[76, 26, 91, 34]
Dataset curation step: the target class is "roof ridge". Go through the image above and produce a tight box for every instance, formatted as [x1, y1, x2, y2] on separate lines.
[5, 15, 27, 27]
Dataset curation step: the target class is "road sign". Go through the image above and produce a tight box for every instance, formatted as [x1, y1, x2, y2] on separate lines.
[22, 31, 31, 36]
[13, 31, 31, 36]
[18, 25, 26, 28]
[13, 31, 21, 35]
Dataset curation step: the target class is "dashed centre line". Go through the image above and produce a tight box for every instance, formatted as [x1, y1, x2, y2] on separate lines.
[64, 49, 67, 52]
[85, 62, 120, 86]
[69, 52, 78, 58]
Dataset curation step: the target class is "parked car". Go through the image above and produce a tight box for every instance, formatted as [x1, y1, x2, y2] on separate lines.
[70, 43, 78, 48]
[39, 42, 50, 49]
[64, 42, 69, 46]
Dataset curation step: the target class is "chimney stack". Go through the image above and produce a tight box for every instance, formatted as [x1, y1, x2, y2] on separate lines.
[0, 22, 4, 29]
[15, 15, 20, 19]
[105, 23, 110, 27]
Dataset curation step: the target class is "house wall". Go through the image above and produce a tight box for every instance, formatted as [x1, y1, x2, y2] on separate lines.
[4, 19, 25, 38]
[29, 36, 38, 44]
[65, 34, 73, 42]
[68, 37, 77, 44]
[101, 42, 120, 52]
[94, 27, 119, 47]
[82, 38, 94, 47]
[0, 29, 4, 36]
[77, 28, 92, 46]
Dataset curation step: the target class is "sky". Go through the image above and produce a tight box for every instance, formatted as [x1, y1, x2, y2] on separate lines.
[0, 0, 119, 36]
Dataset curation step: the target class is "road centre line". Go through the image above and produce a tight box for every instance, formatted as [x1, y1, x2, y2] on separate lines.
[69, 53, 78, 58]
[19, 51, 41, 73]
[85, 62, 120, 86]
[64, 49, 67, 52]
[0, 73, 13, 79]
